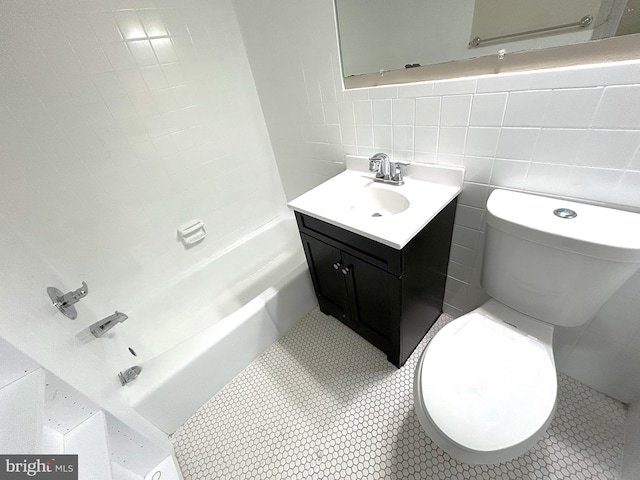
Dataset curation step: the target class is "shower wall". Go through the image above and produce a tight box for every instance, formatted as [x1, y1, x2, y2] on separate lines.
[0, 216, 172, 448]
[0, 0, 285, 447]
[0, 0, 286, 317]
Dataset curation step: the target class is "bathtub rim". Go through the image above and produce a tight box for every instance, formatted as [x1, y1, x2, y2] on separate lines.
[123, 260, 315, 433]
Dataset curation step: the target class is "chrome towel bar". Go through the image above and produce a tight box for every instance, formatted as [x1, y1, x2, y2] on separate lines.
[469, 14, 593, 47]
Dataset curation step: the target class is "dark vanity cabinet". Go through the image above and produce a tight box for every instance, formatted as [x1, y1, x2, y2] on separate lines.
[295, 197, 458, 367]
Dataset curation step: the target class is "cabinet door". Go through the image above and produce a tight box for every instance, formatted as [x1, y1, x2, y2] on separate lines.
[342, 252, 400, 345]
[299, 233, 351, 322]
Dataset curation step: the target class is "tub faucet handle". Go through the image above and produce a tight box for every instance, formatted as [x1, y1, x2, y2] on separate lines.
[58, 281, 89, 307]
[47, 281, 89, 319]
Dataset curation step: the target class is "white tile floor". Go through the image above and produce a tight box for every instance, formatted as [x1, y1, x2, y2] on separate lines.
[172, 308, 627, 479]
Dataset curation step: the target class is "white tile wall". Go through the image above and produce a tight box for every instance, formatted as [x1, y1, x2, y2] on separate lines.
[0, 0, 287, 459]
[0, 0, 286, 317]
[234, 0, 640, 402]
[0, 217, 172, 452]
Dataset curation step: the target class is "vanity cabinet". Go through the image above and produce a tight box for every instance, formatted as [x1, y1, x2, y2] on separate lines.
[295, 197, 458, 367]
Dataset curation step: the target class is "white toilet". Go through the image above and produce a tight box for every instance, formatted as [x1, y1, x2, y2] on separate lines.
[414, 189, 640, 465]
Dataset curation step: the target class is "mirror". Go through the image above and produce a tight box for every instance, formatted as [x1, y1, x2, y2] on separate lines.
[335, 0, 640, 88]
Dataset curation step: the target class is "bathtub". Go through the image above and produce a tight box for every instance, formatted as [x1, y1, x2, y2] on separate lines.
[108, 216, 316, 434]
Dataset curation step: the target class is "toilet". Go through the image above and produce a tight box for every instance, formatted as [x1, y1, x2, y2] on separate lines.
[414, 189, 640, 465]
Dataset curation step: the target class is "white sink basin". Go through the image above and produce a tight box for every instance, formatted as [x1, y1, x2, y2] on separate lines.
[349, 186, 410, 217]
[288, 155, 464, 249]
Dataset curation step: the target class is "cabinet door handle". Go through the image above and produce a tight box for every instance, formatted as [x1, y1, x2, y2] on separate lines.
[341, 267, 350, 275]
[333, 262, 342, 270]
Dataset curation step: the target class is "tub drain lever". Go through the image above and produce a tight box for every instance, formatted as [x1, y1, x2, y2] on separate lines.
[119, 366, 142, 385]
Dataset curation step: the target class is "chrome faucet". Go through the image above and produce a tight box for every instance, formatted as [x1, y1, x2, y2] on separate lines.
[90, 311, 128, 338]
[368, 153, 409, 185]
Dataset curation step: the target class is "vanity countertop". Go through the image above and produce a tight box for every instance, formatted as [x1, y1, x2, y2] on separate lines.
[288, 156, 464, 249]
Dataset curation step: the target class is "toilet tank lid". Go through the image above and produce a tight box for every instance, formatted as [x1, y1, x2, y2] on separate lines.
[486, 189, 640, 263]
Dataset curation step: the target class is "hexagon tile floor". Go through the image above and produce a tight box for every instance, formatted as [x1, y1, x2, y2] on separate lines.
[171, 308, 627, 479]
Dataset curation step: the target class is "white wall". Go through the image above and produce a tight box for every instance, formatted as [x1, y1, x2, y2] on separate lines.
[0, 0, 286, 316]
[0, 217, 172, 451]
[0, 0, 285, 449]
[234, 0, 640, 402]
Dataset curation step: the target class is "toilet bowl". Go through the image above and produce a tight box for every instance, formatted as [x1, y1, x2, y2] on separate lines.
[414, 189, 640, 464]
[414, 299, 557, 465]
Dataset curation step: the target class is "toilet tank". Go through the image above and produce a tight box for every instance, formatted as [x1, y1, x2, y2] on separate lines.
[482, 189, 640, 327]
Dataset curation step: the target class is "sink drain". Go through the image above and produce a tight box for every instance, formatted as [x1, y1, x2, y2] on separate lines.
[371, 212, 383, 217]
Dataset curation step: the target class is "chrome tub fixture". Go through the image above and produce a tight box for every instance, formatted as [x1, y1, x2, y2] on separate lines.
[47, 282, 89, 319]
[118, 366, 142, 386]
[89, 311, 128, 338]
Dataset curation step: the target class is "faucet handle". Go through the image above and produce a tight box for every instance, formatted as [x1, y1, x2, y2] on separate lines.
[75, 281, 89, 300]
[59, 281, 89, 306]
[47, 281, 89, 319]
[393, 161, 410, 173]
[392, 162, 409, 184]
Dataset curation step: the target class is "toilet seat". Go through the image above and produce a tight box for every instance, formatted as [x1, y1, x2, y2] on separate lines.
[414, 306, 557, 464]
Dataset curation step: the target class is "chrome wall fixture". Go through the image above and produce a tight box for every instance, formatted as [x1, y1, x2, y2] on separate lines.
[119, 366, 142, 385]
[47, 282, 89, 319]
[89, 311, 129, 338]
[469, 14, 593, 47]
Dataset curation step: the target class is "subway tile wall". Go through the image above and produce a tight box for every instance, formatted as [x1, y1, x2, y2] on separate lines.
[234, 0, 640, 402]
[0, 0, 287, 315]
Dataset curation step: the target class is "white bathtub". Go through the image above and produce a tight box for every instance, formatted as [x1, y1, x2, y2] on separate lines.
[108, 216, 316, 434]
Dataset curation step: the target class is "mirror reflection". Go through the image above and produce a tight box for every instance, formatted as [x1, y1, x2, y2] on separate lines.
[336, 0, 640, 78]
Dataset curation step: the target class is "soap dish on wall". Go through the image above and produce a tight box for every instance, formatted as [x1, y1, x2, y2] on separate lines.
[177, 219, 207, 247]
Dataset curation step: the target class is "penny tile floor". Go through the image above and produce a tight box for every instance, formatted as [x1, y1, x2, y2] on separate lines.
[172, 308, 626, 479]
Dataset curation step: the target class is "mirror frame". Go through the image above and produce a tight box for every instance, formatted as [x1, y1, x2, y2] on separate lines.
[340, 29, 640, 89]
